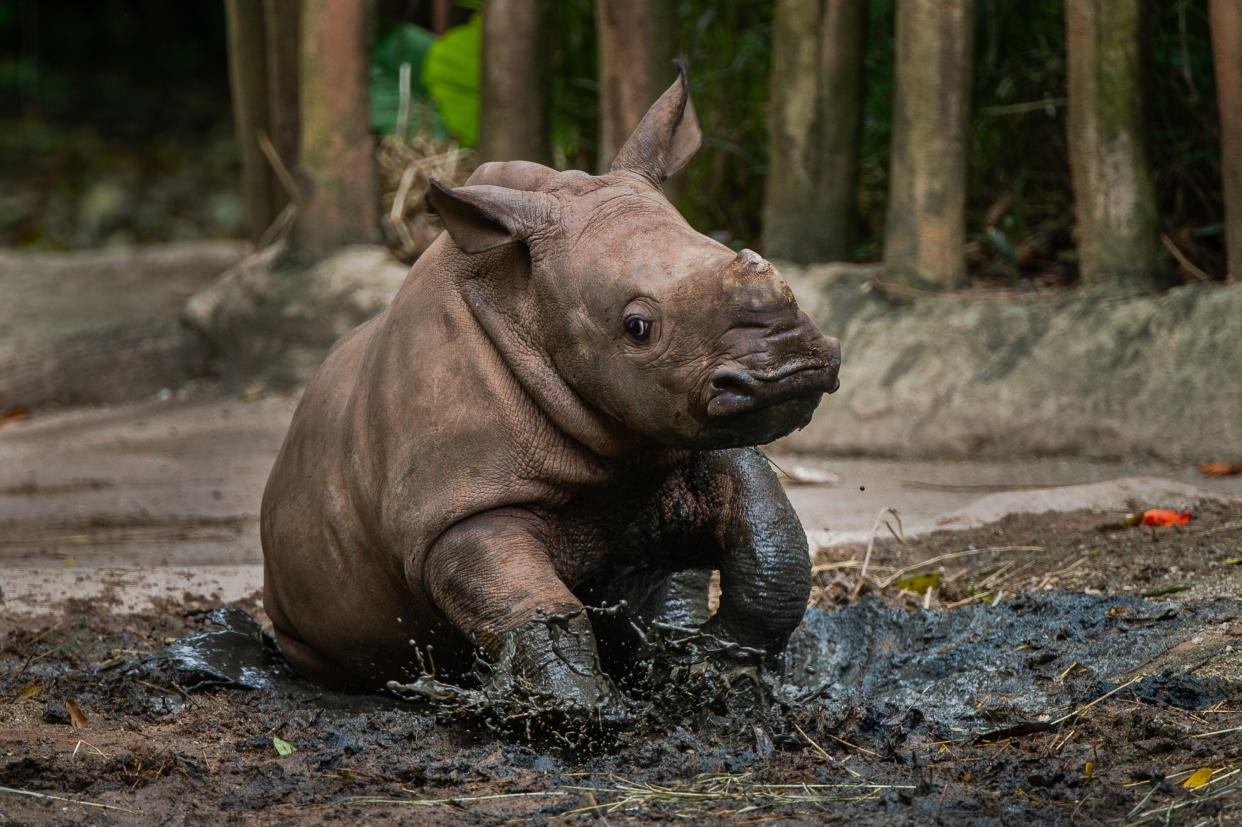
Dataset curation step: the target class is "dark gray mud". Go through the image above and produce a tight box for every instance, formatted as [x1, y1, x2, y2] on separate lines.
[146, 594, 1240, 738]
[3, 504, 1241, 823]
[787, 593, 1240, 727]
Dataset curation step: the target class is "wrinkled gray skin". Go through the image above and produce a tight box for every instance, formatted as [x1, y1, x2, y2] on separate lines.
[260, 69, 842, 714]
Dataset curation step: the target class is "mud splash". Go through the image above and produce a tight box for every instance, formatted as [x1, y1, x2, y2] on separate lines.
[138, 608, 291, 693]
[139, 592, 1240, 747]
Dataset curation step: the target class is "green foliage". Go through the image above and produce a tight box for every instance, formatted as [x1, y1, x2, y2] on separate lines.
[676, 1, 774, 249]
[966, 0, 1073, 282]
[421, 15, 482, 147]
[547, 0, 599, 172]
[370, 22, 442, 137]
[1146, 0, 1224, 272]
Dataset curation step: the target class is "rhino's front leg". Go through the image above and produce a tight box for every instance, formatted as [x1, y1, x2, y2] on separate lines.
[423, 509, 620, 711]
[699, 447, 811, 657]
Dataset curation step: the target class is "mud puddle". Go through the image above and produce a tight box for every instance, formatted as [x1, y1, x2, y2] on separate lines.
[142, 594, 1239, 733]
[2, 503, 1241, 823]
[791, 593, 1239, 719]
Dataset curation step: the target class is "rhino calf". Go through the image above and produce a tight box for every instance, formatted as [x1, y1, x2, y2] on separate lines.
[260, 68, 841, 711]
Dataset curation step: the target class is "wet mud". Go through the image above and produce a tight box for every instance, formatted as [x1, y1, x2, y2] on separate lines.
[787, 593, 1240, 727]
[142, 593, 1240, 741]
[2, 503, 1241, 823]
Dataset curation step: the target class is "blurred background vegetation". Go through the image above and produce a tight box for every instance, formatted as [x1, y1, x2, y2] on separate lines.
[0, 0, 1229, 287]
[0, 2, 242, 248]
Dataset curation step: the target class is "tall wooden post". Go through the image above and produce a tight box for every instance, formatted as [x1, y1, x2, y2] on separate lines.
[1211, 0, 1242, 283]
[225, 0, 277, 242]
[883, 0, 974, 289]
[478, 0, 553, 166]
[1065, 0, 1163, 288]
[290, 0, 380, 259]
[596, 0, 678, 171]
[263, 0, 301, 189]
[763, 0, 866, 264]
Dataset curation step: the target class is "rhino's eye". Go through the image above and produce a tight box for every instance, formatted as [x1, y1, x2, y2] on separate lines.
[623, 315, 652, 342]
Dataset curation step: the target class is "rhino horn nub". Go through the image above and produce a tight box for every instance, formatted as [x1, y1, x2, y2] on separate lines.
[723, 249, 794, 311]
[609, 61, 703, 186]
[725, 249, 775, 284]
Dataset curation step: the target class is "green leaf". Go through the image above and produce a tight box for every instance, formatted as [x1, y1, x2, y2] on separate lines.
[893, 572, 941, 594]
[370, 23, 437, 135]
[1225, 557, 1242, 566]
[1141, 584, 1189, 597]
[272, 736, 297, 756]
[985, 226, 1019, 263]
[421, 15, 481, 146]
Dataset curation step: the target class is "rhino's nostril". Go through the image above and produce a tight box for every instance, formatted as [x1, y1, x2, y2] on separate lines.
[711, 368, 754, 399]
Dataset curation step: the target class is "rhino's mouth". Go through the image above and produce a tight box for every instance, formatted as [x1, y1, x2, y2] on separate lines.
[705, 361, 839, 419]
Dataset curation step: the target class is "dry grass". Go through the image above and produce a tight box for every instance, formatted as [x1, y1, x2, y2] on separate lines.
[808, 501, 1242, 613]
[377, 135, 475, 263]
[563, 772, 917, 818]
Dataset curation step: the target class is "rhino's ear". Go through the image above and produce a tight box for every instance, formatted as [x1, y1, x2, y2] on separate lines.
[610, 61, 702, 186]
[425, 179, 552, 254]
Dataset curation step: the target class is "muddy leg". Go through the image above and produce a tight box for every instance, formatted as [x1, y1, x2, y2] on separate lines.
[577, 566, 712, 683]
[699, 447, 811, 657]
[597, 568, 713, 629]
[424, 509, 619, 711]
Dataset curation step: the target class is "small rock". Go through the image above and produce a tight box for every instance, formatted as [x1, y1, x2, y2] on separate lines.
[43, 700, 70, 725]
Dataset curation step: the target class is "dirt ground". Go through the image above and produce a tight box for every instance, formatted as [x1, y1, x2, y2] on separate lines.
[2, 500, 1239, 825]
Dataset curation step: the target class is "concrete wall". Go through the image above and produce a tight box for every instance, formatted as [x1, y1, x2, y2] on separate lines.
[778, 264, 1242, 461]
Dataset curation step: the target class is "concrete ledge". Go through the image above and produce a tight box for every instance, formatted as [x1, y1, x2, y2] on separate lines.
[779, 264, 1242, 462]
[183, 243, 409, 385]
[0, 242, 246, 409]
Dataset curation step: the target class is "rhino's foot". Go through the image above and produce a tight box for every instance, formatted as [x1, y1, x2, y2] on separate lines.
[482, 611, 637, 739]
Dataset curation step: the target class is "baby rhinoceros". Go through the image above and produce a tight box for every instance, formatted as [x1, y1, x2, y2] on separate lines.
[260, 69, 842, 713]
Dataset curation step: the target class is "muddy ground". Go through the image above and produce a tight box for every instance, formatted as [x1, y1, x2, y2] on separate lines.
[2, 501, 1239, 825]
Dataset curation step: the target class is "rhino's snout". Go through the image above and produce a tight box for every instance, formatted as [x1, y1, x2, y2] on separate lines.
[705, 319, 841, 421]
[706, 361, 838, 418]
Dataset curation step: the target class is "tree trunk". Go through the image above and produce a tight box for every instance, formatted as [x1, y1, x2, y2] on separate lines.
[224, 0, 277, 242]
[595, 0, 678, 173]
[1065, 0, 1163, 288]
[1211, 0, 1242, 283]
[762, 0, 865, 264]
[883, 0, 973, 289]
[263, 0, 301, 198]
[477, 0, 553, 166]
[290, 0, 380, 260]
[431, 0, 453, 35]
